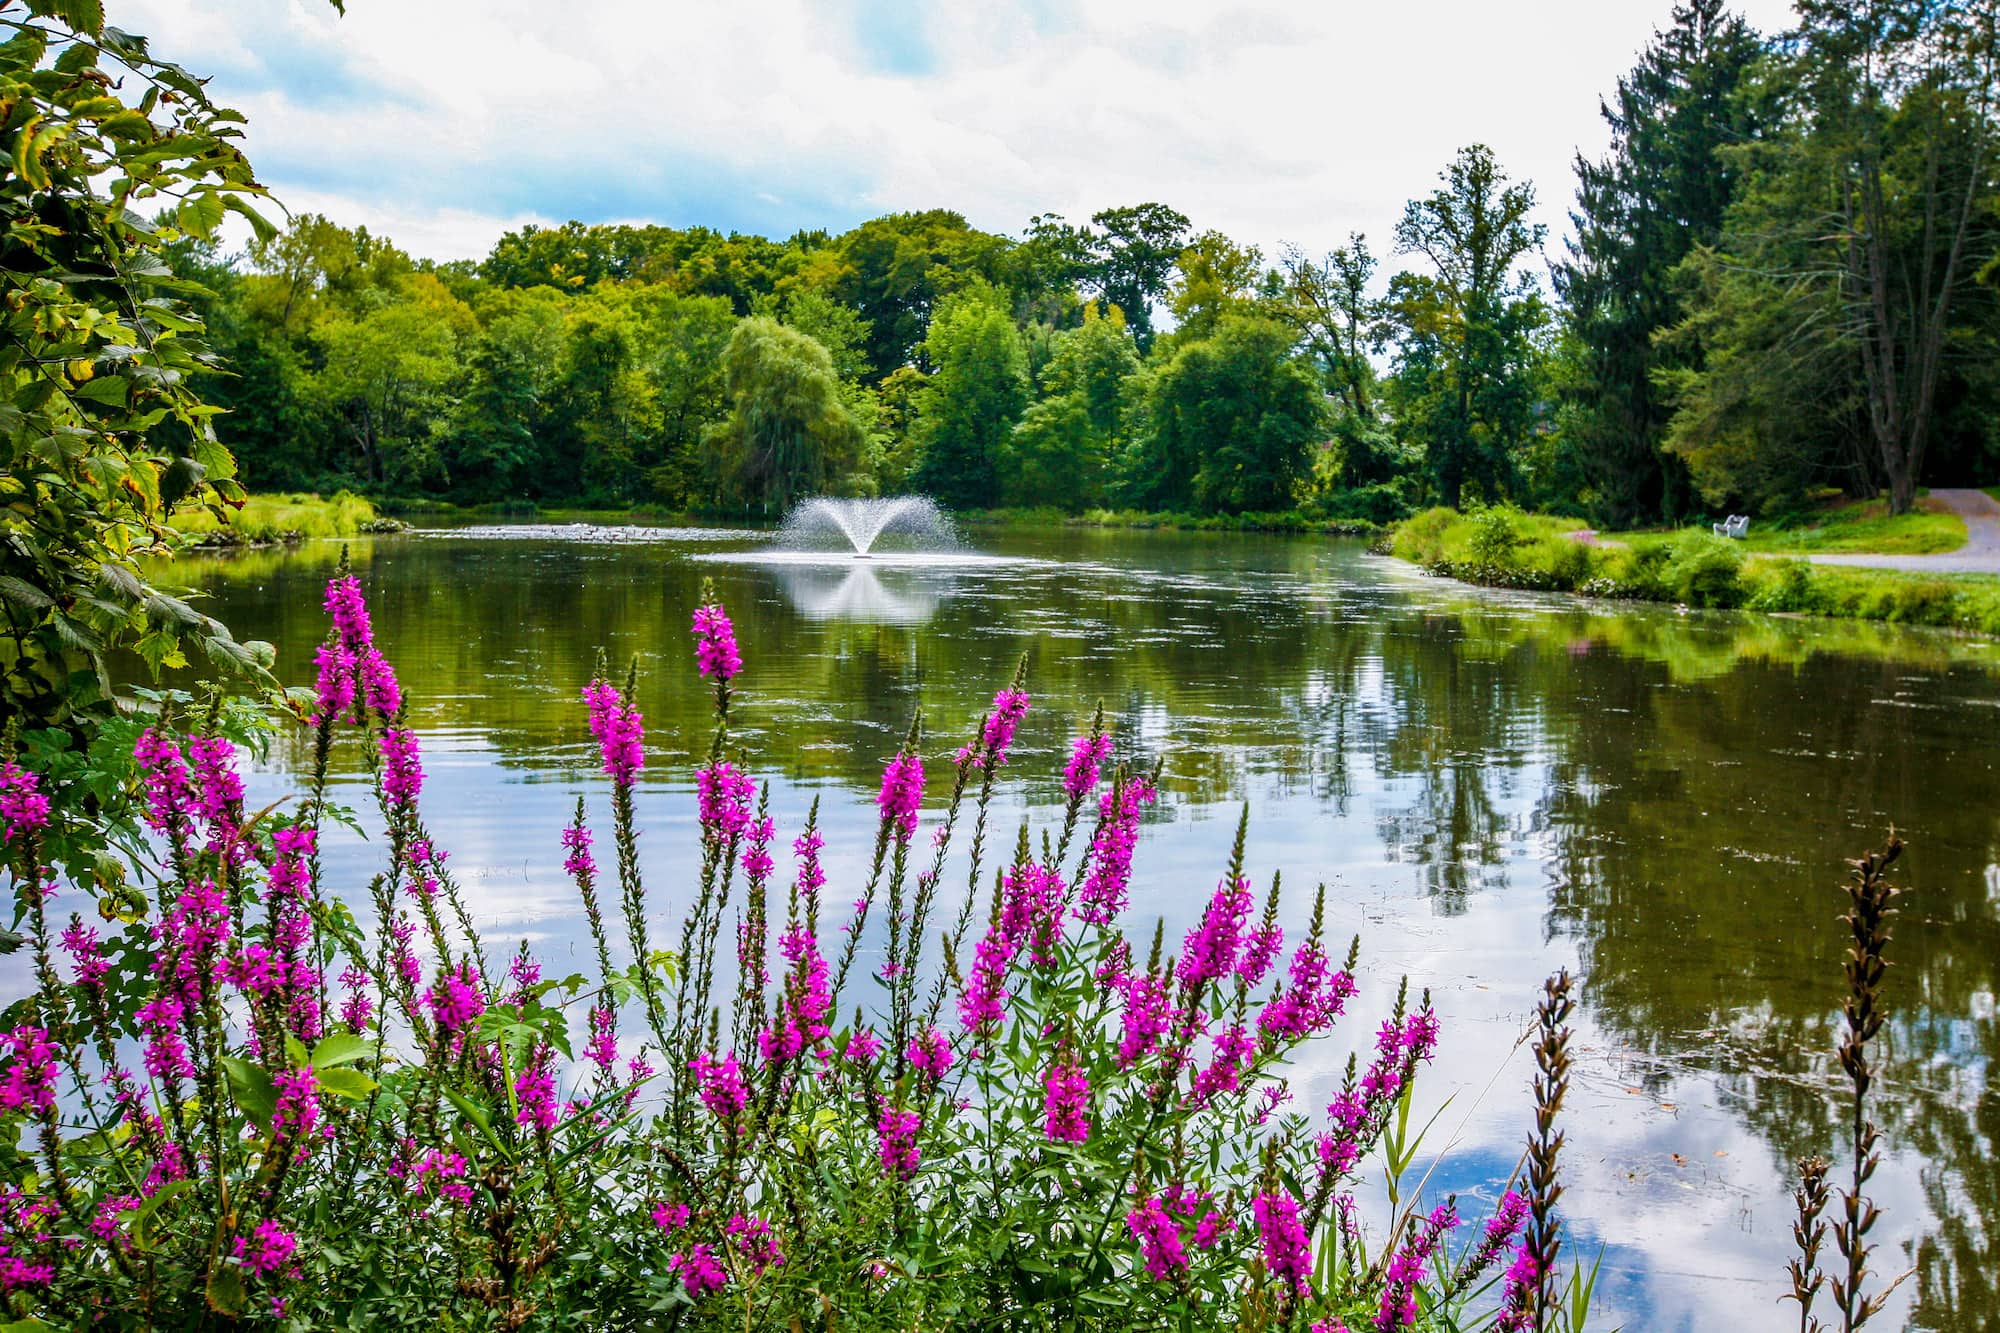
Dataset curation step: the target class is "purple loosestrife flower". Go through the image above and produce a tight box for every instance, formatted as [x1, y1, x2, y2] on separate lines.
[380, 729, 424, 807]
[232, 1220, 298, 1277]
[514, 1052, 558, 1133]
[877, 1106, 921, 1180]
[876, 750, 924, 841]
[691, 1052, 750, 1123]
[651, 1202, 690, 1231]
[957, 923, 1016, 1032]
[958, 687, 1030, 767]
[1376, 1201, 1459, 1331]
[695, 761, 755, 840]
[1115, 973, 1177, 1068]
[691, 603, 743, 682]
[423, 964, 486, 1033]
[759, 923, 830, 1062]
[793, 826, 825, 898]
[1254, 1189, 1313, 1298]
[999, 862, 1066, 966]
[668, 1243, 728, 1296]
[1178, 876, 1254, 992]
[132, 730, 191, 835]
[1237, 923, 1283, 986]
[0, 1028, 56, 1114]
[1042, 1060, 1091, 1143]
[358, 645, 402, 718]
[310, 642, 356, 724]
[0, 763, 49, 842]
[184, 735, 243, 827]
[585, 1007, 618, 1074]
[337, 965, 374, 1031]
[1496, 1241, 1540, 1331]
[271, 1067, 325, 1157]
[1078, 777, 1154, 925]
[553, 819, 593, 884]
[324, 574, 372, 650]
[906, 1027, 953, 1083]
[845, 1028, 882, 1063]
[1190, 1022, 1256, 1105]
[582, 680, 645, 786]
[1258, 940, 1358, 1041]
[1062, 732, 1113, 802]
[60, 921, 107, 988]
[1454, 1189, 1529, 1291]
[1125, 1197, 1189, 1281]
[743, 814, 775, 886]
[724, 1214, 784, 1274]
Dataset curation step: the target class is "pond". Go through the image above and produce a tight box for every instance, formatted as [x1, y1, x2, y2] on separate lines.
[161, 522, 2000, 1331]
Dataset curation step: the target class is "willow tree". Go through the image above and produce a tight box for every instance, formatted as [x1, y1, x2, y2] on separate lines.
[705, 317, 864, 514]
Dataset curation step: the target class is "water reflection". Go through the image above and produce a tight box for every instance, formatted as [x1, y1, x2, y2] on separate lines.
[140, 526, 2000, 1332]
[767, 562, 945, 624]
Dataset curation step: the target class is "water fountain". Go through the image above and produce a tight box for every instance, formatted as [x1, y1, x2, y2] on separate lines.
[773, 496, 961, 558]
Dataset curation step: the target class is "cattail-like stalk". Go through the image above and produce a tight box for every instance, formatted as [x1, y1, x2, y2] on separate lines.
[1522, 968, 1573, 1333]
[1788, 1153, 1831, 1333]
[1831, 834, 1905, 1332]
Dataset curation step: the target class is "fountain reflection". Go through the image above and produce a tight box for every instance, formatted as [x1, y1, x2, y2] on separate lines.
[771, 561, 943, 623]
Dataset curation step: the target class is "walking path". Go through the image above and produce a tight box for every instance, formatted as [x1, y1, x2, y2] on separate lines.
[1807, 488, 2000, 574]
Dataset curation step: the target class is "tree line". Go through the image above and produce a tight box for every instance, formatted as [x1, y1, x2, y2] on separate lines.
[177, 0, 2000, 525]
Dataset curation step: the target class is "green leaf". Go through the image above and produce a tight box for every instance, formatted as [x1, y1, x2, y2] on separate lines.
[220, 1056, 275, 1132]
[126, 1179, 192, 1251]
[72, 376, 127, 406]
[310, 1032, 371, 1070]
[205, 1260, 246, 1317]
[0, 1317, 62, 1332]
[27, 1, 105, 36]
[315, 1067, 376, 1099]
[222, 194, 277, 245]
[442, 1087, 509, 1158]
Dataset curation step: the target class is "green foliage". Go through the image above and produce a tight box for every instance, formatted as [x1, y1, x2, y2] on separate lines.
[1122, 315, 1326, 515]
[910, 285, 1030, 508]
[168, 490, 391, 546]
[705, 317, 865, 511]
[0, 6, 300, 731]
[1556, 0, 1766, 527]
[999, 306, 1140, 510]
[1387, 145, 1551, 509]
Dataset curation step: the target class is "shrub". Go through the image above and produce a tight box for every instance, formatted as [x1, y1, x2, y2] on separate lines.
[1465, 504, 1527, 567]
[1661, 533, 1745, 608]
[0, 568, 1586, 1331]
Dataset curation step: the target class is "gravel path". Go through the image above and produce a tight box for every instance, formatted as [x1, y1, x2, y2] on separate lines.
[1805, 487, 2000, 574]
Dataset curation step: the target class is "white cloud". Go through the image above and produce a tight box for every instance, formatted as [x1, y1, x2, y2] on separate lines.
[121, 0, 1800, 270]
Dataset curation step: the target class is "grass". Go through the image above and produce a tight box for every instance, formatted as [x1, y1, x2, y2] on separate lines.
[170, 492, 403, 547]
[958, 506, 1382, 536]
[1606, 493, 1967, 556]
[1389, 505, 2000, 636]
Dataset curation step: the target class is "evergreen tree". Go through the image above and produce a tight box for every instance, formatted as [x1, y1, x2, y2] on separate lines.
[1556, 0, 1767, 526]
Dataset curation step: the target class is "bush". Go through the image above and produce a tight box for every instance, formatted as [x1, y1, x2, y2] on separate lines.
[0, 571, 1582, 1331]
[1662, 533, 1745, 608]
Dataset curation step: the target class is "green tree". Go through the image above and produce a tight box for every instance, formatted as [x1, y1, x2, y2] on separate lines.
[1088, 203, 1191, 348]
[705, 317, 864, 512]
[1122, 315, 1325, 514]
[1002, 306, 1140, 509]
[836, 210, 1009, 378]
[1556, 0, 1768, 526]
[1168, 230, 1265, 342]
[909, 287, 1030, 507]
[447, 286, 570, 500]
[317, 276, 471, 488]
[1388, 144, 1549, 507]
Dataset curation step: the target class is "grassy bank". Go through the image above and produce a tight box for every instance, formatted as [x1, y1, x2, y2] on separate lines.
[171, 492, 404, 548]
[1606, 492, 1965, 555]
[1390, 506, 2000, 635]
[957, 505, 1381, 536]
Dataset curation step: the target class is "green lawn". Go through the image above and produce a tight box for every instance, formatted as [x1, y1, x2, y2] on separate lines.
[1610, 495, 1966, 555]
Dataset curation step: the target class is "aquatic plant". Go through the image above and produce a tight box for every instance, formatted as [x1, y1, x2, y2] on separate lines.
[0, 567, 1613, 1329]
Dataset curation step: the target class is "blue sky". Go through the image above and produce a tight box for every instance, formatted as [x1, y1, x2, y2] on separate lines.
[121, 0, 1799, 265]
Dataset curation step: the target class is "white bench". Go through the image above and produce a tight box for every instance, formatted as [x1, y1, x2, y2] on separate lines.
[1712, 515, 1749, 539]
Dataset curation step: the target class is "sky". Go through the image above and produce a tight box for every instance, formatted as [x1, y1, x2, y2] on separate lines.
[118, 0, 1802, 270]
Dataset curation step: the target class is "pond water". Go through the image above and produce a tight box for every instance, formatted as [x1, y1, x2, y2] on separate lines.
[160, 523, 2000, 1331]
